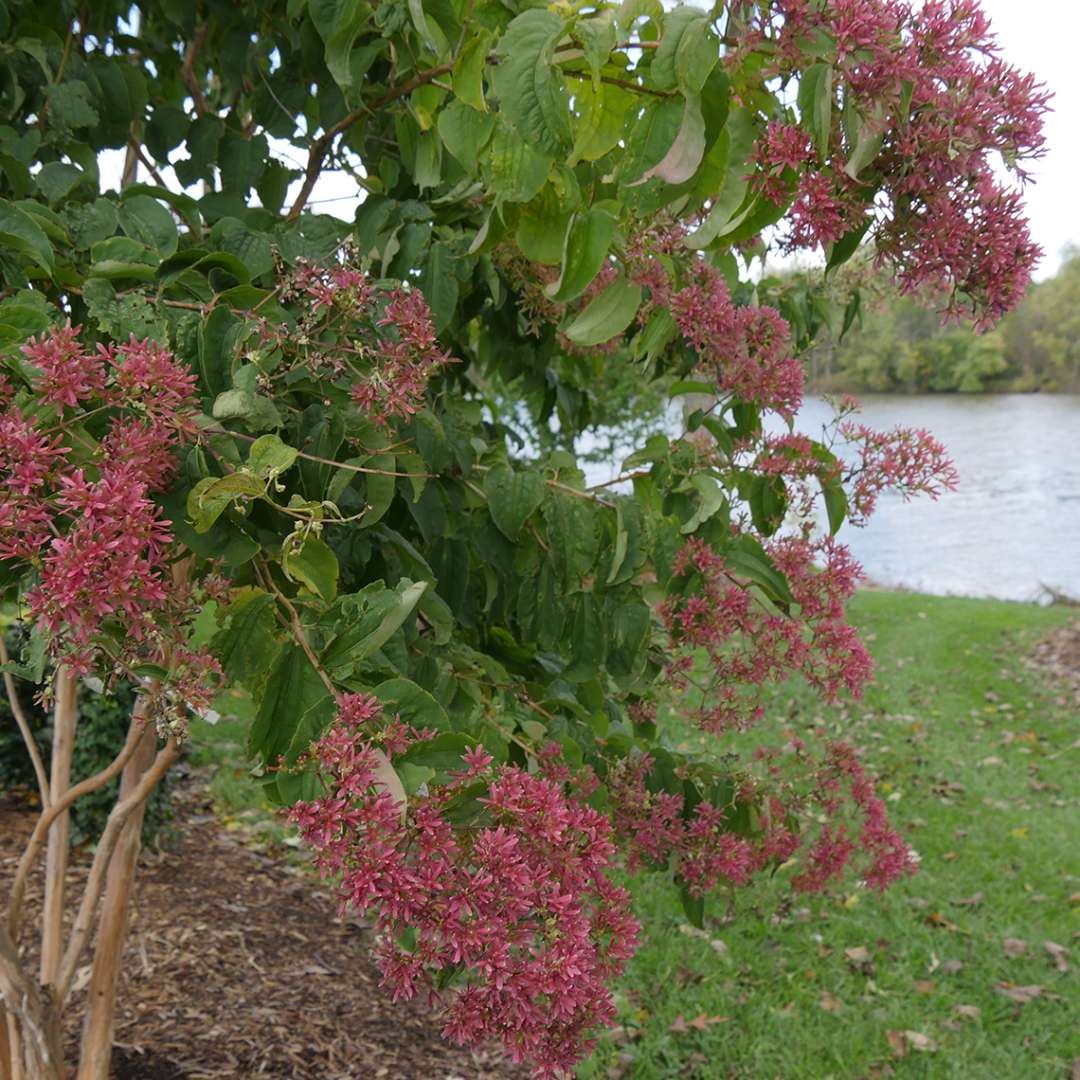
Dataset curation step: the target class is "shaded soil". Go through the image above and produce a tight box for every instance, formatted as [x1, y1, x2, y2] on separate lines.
[1027, 616, 1080, 709]
[0, 772, 528, 1080]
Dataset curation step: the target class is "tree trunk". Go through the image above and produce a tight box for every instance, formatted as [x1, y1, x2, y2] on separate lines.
[41, 669, 78, 988]
[75, 710, 158, 1080]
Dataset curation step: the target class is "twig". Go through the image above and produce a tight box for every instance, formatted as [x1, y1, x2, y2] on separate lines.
[563, 70, 675, 98]
[181, 23, 209, 115]
[127, 138, 167, 188]
[0, 636, 49, 809]
[203, 428, 431, 479]
[287, 61, 455, 222]
[256, 559, 337, 698]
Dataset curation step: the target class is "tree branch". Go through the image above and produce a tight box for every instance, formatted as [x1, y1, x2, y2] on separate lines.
[180, 23, 209, 115]
[56, 738, 180, 1002]
[7, 721, 144, 942]
[0, 636, 49, 810]
[286, 62, 455, 222]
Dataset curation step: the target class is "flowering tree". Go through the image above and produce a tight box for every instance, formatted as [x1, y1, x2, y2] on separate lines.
[0, 0, 1045, 1077]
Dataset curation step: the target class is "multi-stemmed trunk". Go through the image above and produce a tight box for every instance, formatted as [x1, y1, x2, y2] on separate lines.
[1, 684, 177, 1080]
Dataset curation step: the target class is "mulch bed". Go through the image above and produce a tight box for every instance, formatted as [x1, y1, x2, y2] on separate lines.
[1027, 615, 1080, 709]
[1, 771, 529, 1080]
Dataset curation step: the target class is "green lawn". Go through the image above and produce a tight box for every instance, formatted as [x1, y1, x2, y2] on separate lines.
[190, 592, 1080, 1079]
[580, 592, 1080, 1080]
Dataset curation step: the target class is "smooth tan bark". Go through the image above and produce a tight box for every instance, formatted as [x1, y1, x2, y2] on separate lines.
[76, 717, 158, 1080]
[40, 668, 79, 987]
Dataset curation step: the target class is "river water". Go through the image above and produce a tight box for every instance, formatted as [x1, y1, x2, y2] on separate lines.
[772, 395, 1080, 603]
[586, 394, 1080, 602]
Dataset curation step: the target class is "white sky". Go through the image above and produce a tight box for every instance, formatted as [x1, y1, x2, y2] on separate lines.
[977, 0, 1079, 278]
[101, 0, 1077, 279]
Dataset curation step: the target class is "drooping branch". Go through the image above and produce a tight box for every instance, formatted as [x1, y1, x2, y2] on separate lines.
[0, 636, 49, 810]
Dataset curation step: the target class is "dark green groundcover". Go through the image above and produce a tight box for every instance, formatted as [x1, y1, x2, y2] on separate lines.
[0, 629, 173, 845]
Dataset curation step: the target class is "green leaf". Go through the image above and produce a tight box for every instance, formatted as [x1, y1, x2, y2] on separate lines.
[46, 81, 99, 131]
[483, 465, 546, 540]
[374, 676, 450, 731]
[575, 11, 616, 89]
[418, 241, 459, 333]
[653, 8, 717, 95]
[360, 454, 396, 527]
[283, 534, 339, 603]
[632, 93, 706, 186]
[118, 194, 178, 257]
[248, 643, 335, 764]
[825, 217, 871, 273]
[320, 580, 426, 673]
[212, 388, 282, 431]
[452, 30, 491, 110]
[186, 472, 265, 533]
[209, 588, 282, 685]
[563, 274, 642, 347]
[247, 434, 299, 477]
[544, 206, 616, 303]
[437, 101, 496, 173]
[679, 881, 705, 928]
[398, 731, 476, 775]
[309, 0, 369, 89]
[724, 536, 795, 609]
[681, 473, 726, 534]
[621, 97, 684, 185]
[543, 491, 600, 591]
[821, 480, 847, 535]
[685, 108, 756, 248]
[489, 124, 552, 203]
[36, 162, 86, 204]
[0, 199, 53, 273]
[569, 82, 633, 166]
[797, 62, 833, 159]
[492, 11, 571, 156]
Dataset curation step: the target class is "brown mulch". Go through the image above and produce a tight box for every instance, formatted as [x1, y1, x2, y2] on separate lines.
[1027, 616, 1080, 709]
[0, 772, 530, 1080]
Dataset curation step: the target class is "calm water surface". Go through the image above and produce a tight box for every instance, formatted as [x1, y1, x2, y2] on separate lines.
[585, 395, 1080, 602]
[775, 395, 1080, 602]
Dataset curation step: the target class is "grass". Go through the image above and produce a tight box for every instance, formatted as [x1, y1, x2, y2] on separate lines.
[190, 592, 1080, 1079]
[579, 592, 1080, 1080]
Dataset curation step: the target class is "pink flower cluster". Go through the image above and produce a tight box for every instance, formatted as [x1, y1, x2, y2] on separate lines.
[840, 422, 958, 523]
[290, 694, 640, 1080]
[285, 263, 451, 426]
[607, 741, 914, 899]
[661, 535, 871, 733]
[743, 0, 1049, 325]
[1, 326, 219, 726]
[670, 265, 804, 419]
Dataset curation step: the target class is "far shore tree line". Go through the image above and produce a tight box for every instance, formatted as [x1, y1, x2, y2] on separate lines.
[799, 246, 1080, 394]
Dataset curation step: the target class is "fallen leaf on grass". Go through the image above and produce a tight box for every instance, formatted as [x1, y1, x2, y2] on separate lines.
[887, 1029, 937, 1057]
[1003, 937, 1028, 957]
[1044, 940, 1069, 973]
[978, 755, 1004, 767]
[845, 945, 874, 975]
[997, 983, 1043, 1004]
[950, 892, 984, 907]
[926, 912, 961, 932]
[914, 980, 935, 994]
[1071, 1058, 1080, 1080]
[953, 1004, 981, 1021]
[940, 959, 965, 974]
[668, 1014, 729, 1033]
[818, 991, 843, 1011]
